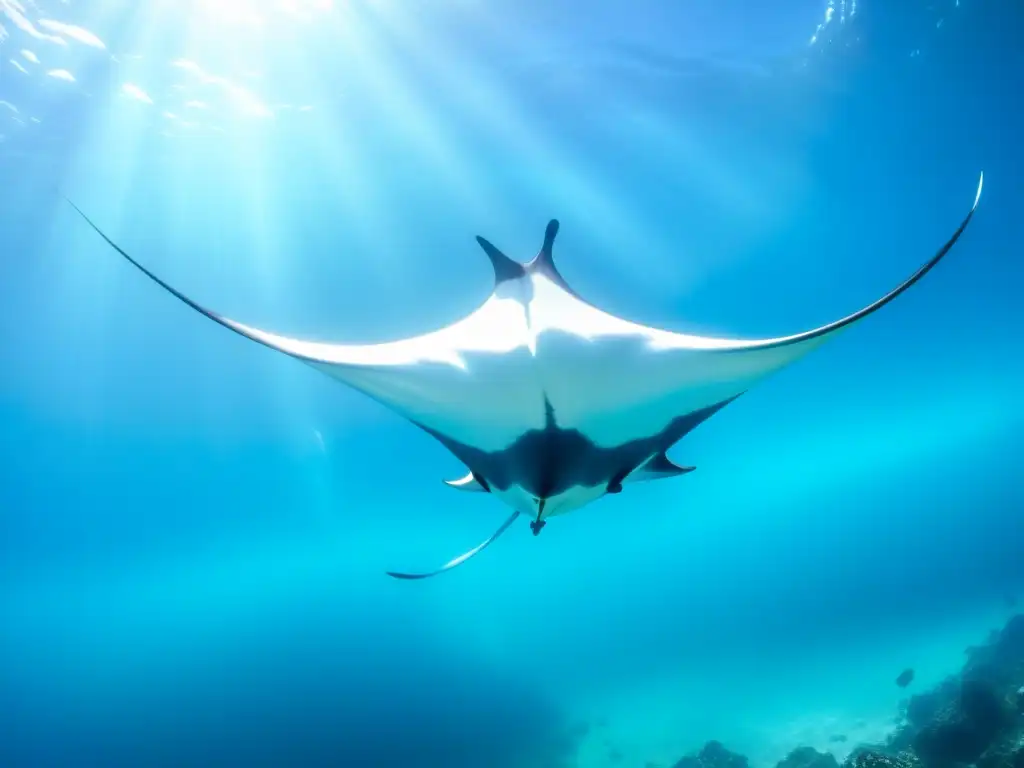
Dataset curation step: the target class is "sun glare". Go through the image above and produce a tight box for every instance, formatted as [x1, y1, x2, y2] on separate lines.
[164, 0, 335, 28]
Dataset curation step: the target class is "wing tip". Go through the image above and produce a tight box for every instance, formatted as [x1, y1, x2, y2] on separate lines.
[732, 171, 984, 352]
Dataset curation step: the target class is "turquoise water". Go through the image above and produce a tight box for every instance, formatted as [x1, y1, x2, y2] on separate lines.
[2, 1, 1023, 766]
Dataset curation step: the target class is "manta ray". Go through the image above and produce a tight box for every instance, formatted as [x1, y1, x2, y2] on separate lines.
[66, 172, 983, 579]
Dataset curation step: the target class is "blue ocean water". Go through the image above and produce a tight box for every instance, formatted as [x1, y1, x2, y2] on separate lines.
[1, 1, 1022, 766]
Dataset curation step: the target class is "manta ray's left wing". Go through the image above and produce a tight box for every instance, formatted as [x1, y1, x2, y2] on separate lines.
[65, 200, 543, 451]
[65, 200, 540, 579]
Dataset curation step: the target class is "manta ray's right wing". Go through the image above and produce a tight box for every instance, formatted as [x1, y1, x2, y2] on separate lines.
[658, 170, 988, 416]
[710, 171, 984, 358]
[529, 172, 984, 448]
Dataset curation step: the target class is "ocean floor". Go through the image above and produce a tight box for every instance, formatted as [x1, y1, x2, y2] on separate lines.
[565, 601, 1017, 768]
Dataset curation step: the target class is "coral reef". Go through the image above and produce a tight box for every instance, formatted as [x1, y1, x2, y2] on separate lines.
[667, 614, 1024, 768]
[775, 745, 841, 768]
[673, 740, 751, 768]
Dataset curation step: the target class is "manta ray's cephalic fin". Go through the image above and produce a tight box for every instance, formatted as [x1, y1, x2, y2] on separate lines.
[475, 218, 582, 297]
[475, 235, 526, 284]
[386, 510, 520, 580]
[533, 219, 559, 269]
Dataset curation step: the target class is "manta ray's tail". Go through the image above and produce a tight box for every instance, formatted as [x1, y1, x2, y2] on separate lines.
[385, 511, 520, 580]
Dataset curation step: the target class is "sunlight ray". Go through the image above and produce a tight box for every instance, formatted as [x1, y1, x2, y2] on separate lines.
[149, 0, 354, 432]
[364, 3, 689, 296]
[267, 9, 396, 273]
[318, 3, 498, 224]
[40, 5, 180, 421]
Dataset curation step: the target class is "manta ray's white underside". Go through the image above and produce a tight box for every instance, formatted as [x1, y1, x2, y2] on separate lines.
[66, 172, 983, 579]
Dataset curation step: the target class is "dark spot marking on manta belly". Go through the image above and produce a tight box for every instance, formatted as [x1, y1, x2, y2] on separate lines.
[416, 394, 742, 499]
